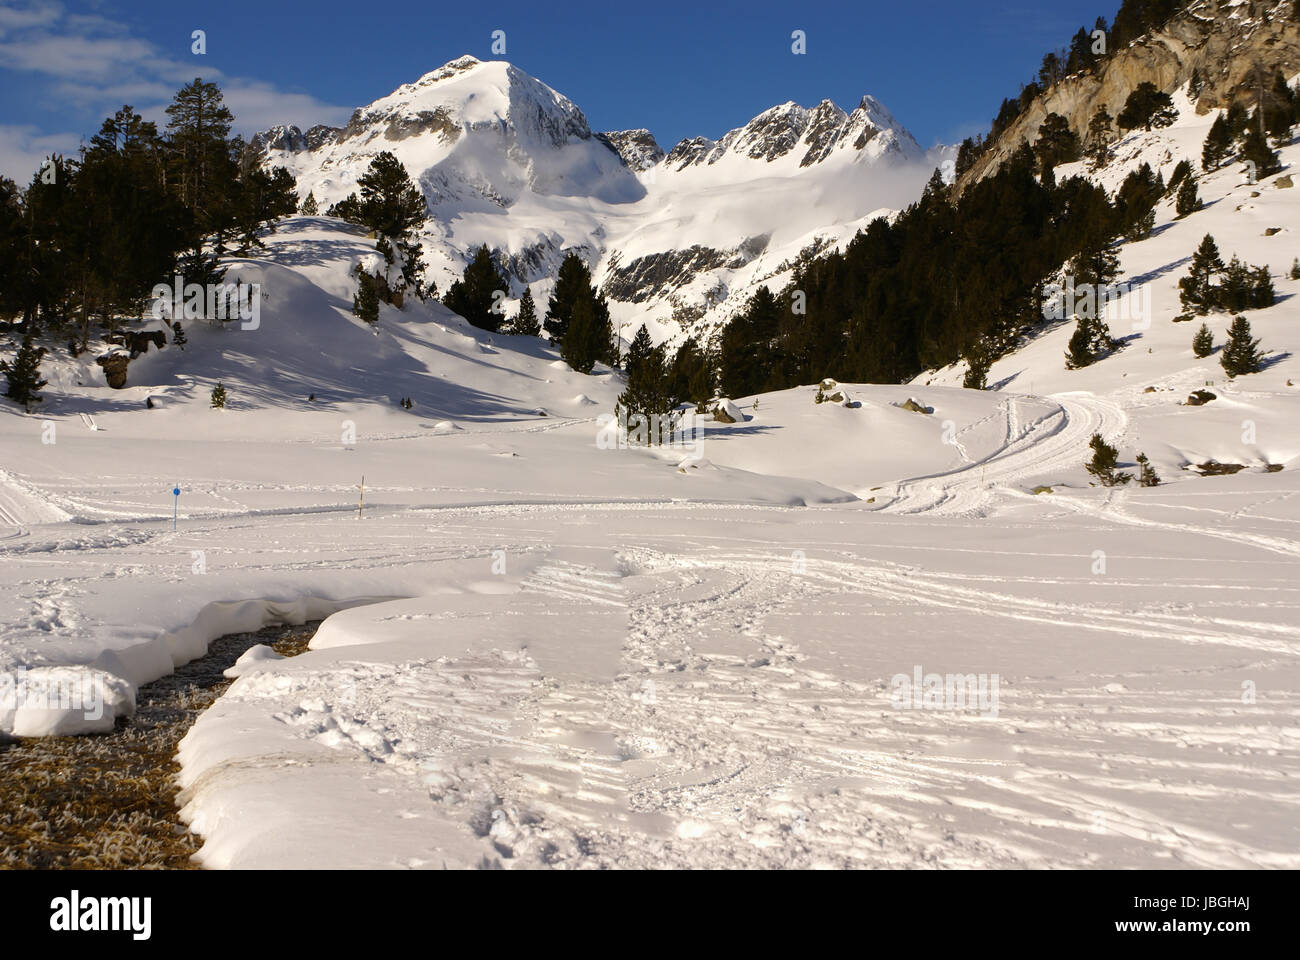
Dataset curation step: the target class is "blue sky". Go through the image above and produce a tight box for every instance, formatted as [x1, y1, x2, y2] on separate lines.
[0, 0, 1111, 181]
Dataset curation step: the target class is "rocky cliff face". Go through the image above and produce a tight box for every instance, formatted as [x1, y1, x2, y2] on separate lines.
[596, 129, 665, 171]
[959, 0, 1300, 193]
[661, 94, 924, 172]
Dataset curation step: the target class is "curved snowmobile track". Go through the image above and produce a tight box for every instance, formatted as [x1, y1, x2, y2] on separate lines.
[877, 392, 1129, 517]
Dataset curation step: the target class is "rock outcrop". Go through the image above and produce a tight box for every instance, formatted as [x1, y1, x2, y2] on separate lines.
[958, 1, 1300, 193]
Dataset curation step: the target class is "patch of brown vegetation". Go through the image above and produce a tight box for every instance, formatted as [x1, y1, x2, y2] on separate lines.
[0, 622, 318, 869]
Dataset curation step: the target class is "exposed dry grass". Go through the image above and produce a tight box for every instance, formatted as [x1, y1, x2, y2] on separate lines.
[0, 621, 319, 869]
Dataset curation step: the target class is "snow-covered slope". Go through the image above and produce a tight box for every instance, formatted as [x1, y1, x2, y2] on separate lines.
[255, 55, 943, 349]
[5, 59, 1300, 872]
[919, 84, 1300, 492]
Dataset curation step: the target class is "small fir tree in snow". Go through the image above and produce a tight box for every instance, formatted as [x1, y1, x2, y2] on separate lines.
[1065, 315, 1116, 369]
[445, 245, 509, 333]
[616, 324, 673, 442]
[1192, 323, 1215, 358]
[962, 338, 992, 389]
[1219, 256, 1254, 311]
[1167, 158, 1193, 191]
[1201, 114, 1232, 170]
[1219, 315, 1265, 377]
[666, 336, 713, 405]
[1252, 266, 1275, 308]
[1, 333, 48, 411]
[300, 192, 318, 215]
[1174, 175, 1201, 218]
[171, 321, 187, 349]
[353, 265, 380, 325]
[1178, 234, 1225, 315]
[1136, 453, 1161, 487]
[210, 382, 227, 408]
[509, 286, 540, 336]
[1290, 258, 1300, 280]
[1086, 433, 1132, 486]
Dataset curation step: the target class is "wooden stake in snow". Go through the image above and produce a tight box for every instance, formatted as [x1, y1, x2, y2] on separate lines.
[358, 476, 364, 519]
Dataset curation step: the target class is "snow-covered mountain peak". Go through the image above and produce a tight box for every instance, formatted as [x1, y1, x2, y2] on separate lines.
[336, 56, 596, 151]
[251, 61, 938, 346]
[663, 93, 924, 172]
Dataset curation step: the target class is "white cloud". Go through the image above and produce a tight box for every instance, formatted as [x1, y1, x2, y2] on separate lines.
[0, 0, 62, 38]
[0, 0, 349, 141]
[0, 123, 80, 182]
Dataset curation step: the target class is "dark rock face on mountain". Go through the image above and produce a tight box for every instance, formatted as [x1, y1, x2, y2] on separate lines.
[249, 123, 341, 155]
[602, 236, 771, 304]
[597, 129, 666, 171]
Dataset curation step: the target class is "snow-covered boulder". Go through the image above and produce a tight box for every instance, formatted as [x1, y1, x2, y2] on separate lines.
[96, 349, 131, 389]
[814, 378, 858, 407]
[700, 397, 745, 423]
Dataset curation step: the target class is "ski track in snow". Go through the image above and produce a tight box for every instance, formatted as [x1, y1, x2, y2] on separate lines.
[878, 392, 1129, 517]
[194, 537, 1298, 869]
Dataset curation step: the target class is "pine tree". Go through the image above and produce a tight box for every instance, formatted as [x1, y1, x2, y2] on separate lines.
[962, 338, 992, 389]
[350, 152, 428, 302]
[1174, 175, 1200, 217]
[210, 382, 227, 408]
[164, 79, 236, 241]
[444, 245, 509, 332]
[1251, 266, 1274, 308]
[1065, 315, 1116, 369]
[509, 286, 540, 336]
[1085, 107, 1114, 165]
[1239, 124, 1280, 179]
[171, 321, 187, 349]
[1192, 323, 1214, 358]
[1067, 235, 1120, 288]
[1291, 258, 1300, 280]
[175, 246, 228, 320]
[1086, 433, 1132, 486]
[666, 336, 713, 405]
[1202, 114, 1232, 170]
[231, 164, 298, 253]
[1263, 70, 1298, 139]
[352, 265, 379, 325]
[720, 286, 783, 398]
[300, 192, 318, 215]
[1167, 158, 1193, 191]
[1219, 255, 1254, 311]
[560, 293, 601, 374]
[1220, 315, 1264, 376]
[1034, 113, 1080, 181]
[1225, 101, 1250, 141]
[1117, 82, 1177, 131]
[1136, 453, 1161, 487]
[1115, 163, 1160, 240]
[1178, 234, 1224, 314]
[544, 253, 593, 344]
[617, 324, 673, 441]
[1, 333, 48, 411]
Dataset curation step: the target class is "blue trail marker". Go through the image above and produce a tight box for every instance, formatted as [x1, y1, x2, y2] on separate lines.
[173, 484, 180, 530]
